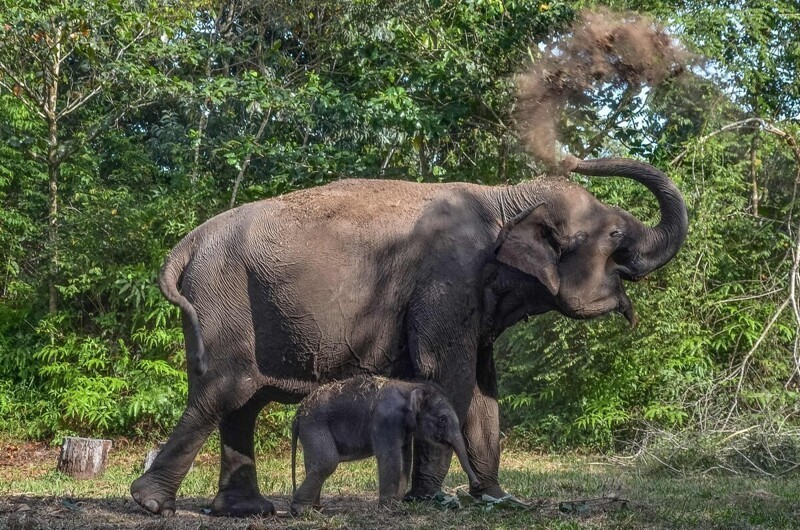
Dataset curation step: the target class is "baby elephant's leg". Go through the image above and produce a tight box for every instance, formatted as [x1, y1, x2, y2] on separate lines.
[399, 440, 412, 495]
[376, 440, 407, 502]
[291, 426, 339, 514]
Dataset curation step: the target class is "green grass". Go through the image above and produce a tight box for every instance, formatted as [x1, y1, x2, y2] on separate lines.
[1, 442, 799, 529]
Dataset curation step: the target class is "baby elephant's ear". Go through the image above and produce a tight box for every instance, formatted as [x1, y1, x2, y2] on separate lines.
[406, 388, 425, 429]
[409, 388, 424, 417]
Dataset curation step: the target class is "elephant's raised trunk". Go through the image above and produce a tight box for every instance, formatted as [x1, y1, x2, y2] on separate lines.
[564, 156, 688, 279]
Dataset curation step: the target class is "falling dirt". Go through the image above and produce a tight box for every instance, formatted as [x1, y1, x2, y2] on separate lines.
[515, 8, 690, 168]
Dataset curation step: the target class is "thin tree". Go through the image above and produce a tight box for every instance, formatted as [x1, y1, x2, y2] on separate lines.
[0, 0, 192, 312]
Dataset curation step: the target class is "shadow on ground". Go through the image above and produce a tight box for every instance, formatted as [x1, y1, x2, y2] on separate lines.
[0, 492, 634, 530]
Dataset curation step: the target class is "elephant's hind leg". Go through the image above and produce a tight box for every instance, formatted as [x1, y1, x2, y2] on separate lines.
[210, 397, 275, 517]
[130, 399, 221, 516]
[130, 366, 264, 516]
[290, 426, 338, 515]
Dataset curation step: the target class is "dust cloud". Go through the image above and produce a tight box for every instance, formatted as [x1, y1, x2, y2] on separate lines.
[515, 9, 689, 168]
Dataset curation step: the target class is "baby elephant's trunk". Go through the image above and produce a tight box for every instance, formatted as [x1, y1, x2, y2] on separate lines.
[450, 434, 481, 489]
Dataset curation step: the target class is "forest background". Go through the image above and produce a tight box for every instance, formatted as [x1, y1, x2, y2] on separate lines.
[2, 0, 799, 473]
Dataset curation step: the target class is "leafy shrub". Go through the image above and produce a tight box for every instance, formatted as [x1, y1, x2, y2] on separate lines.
[0, 380, 61, 440]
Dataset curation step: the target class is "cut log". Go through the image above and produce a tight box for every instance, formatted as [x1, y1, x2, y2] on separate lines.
[57, 437, 112, 479]
[143, 441, 166, 473]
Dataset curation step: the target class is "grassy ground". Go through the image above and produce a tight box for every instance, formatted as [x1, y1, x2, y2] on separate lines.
[1, 440, 799, 529]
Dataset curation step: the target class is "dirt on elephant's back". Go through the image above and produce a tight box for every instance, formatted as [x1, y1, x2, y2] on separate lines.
[275, 178, 437, 229]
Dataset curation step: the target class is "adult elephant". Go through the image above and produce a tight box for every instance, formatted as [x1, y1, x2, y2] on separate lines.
[130, 155, 688, 516]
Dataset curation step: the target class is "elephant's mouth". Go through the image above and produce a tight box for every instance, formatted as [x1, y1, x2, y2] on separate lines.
[559, 292, 637, 327]
[558, 297, 615, 320]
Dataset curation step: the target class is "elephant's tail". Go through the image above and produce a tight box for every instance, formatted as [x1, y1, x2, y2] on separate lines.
[291, 416, 300, 494]
[159, 238, 207, 376]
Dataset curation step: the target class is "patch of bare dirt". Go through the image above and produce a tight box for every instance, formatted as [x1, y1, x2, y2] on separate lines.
[0, 495, 266, 530]
[0, 443, 59, 483]
[0, 494, 457, 530]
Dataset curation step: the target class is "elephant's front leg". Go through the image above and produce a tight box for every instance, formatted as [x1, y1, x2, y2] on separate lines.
[403, 300, 482, 499]
[403, 365, 472, 499]
[399, 440, 412, 495]
[463, 384, 506, 498]
[376, 443, 408, 502]
[405, 438, 453, 499]
[210, 398, 275, 517]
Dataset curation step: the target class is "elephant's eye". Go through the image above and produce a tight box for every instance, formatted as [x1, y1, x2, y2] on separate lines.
[438, 415, 447, 425]
[610, 229, 623, 239]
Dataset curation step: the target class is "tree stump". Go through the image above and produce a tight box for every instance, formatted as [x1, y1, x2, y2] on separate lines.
[57, 437, 112, 479]
[143, 441, 166, 473]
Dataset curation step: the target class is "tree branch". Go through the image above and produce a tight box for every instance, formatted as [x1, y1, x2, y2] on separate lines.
[56, 84, 104, 120]
[671, 118, 800, 167]
[230, 108, 272, 209]
[576, 85, 637, 159]
[0, 63, 47, 120]
[57, 99, 154, 164]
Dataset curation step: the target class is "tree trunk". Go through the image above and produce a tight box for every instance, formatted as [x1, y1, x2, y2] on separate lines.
[57, 437, 112, 479]
[750, 130, 760, 217]
[230, 110, 271, 209]
[190, 100, 210, 184]
[47, 154, 59, 314]
[45, 28, 62, 314]
[496, 136, 508, 183]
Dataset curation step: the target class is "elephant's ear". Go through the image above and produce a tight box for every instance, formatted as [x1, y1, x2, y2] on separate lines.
[495, 204, 560, 296]
[406, 388, 425, 430]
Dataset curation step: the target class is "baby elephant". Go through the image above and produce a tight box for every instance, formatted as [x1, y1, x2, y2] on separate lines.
[290, 375, 479, 513]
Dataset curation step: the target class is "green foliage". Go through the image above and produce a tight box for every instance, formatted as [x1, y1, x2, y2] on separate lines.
[255, 403, 298, 452]
[1, 0, 800, 456]
[497, 0, 800, 451]
[0, 0, 572, 442]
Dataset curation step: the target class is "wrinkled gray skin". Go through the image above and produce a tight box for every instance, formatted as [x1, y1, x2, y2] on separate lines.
[130, 156, 688, 517]
[290, 376, 480, 514]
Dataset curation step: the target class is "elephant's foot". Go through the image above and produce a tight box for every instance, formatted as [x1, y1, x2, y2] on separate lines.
[130, 475, 177, 517]
[378, 496, 403, 507]
[469, 482, 508, 499]
[403, 486, 439, 502]
[289, 501, 322, 516]
[210, 489, 275, 517]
